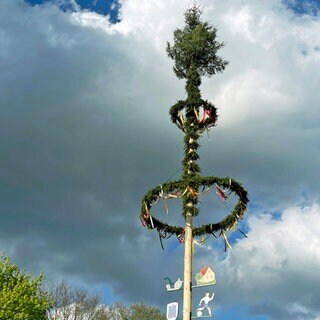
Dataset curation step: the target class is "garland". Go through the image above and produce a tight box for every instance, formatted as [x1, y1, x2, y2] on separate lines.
[140, 177, 248, 240]
[139, 7, 249, 250]
[170, 100, 218, 132]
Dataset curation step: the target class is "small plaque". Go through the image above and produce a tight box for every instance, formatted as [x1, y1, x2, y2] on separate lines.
[166, 302, 179, 320]
[164, 277, 183, 291]
[195, 266, 216, 286]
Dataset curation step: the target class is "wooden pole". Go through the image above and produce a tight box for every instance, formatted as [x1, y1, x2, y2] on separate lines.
[183, 211, 193, 320]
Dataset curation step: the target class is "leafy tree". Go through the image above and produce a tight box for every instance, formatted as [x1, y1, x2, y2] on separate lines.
[48, 282, 166, 320]
[47, 281, 109, 320]
[128, 301, 166, 320]
[108, 302, 165, 320]
[0, 256, 49, 320]
[105, 302, 130, 320]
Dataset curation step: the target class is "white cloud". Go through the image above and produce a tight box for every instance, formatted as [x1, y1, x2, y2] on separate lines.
[214, 204, 320, 318]
[70, 11, 113, 31]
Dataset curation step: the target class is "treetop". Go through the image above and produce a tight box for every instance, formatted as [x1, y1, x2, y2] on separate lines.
[166, 5, 228, 79]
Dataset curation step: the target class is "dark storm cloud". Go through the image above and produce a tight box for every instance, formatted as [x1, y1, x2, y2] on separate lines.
[0, 0, 187, 307]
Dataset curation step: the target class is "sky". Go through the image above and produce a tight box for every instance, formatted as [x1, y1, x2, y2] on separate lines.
[1, 0, 320, 319]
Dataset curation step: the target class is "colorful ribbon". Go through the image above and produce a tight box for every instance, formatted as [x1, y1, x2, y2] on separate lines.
[222, 231, 232, 251]
[215, 184, 227, 202]
[193, 107, 199, 121]
[179, 111, 186, 125]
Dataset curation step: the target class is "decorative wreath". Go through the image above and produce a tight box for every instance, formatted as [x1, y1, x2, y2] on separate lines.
[140, 176, 249, 248]
[170, 100, 218, 132]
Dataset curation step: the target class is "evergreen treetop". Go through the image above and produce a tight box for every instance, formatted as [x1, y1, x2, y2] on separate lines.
[166, 5, 228, 79]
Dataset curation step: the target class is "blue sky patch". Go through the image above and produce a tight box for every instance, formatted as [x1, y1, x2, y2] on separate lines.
[216, 304, 270, 320]
[25, 0, 121, 22]
[283, 0, 320, 16]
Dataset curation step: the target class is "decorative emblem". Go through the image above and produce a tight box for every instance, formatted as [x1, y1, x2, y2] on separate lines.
[164, 277, 183, 291]
[195, 266, 216, 286]
[167, 302, 179, 320]
[196, 292, 214, 317]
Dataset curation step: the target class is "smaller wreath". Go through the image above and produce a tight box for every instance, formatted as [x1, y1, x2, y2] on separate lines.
[169, 100, 218, 133]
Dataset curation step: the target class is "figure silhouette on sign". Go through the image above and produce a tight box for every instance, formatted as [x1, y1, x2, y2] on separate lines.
[197, 292, 214, 317]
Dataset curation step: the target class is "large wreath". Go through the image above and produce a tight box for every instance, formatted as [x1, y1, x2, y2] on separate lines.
[140, 176, 248, 244]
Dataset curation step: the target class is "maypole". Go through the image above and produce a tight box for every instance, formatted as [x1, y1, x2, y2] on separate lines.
[140, 6, 249, 320]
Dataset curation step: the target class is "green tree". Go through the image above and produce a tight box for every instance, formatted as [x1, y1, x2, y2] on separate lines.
[47, 281, 109, 320]
[48, 282, 165, 320]
[110, 302, 165, 320]
[129, 301, 166, 320]
[0, 256, 49, 320]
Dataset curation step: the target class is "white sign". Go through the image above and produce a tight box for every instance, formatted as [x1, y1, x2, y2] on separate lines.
[197, 292, 215, 317]
[166, 302, 179, 320]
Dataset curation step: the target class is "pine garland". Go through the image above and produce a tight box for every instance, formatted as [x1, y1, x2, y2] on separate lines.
[140, 177, 248, 238]
[139, 6, 249, 247]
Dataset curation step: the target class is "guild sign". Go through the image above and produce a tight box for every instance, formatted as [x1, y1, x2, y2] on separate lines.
[197, 292, 215, 317]
[166, 302, 179, 320]
[164, 277, 183, 291]
[195, 266, 216, 286]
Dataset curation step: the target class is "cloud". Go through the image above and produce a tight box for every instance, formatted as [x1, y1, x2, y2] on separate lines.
[0, 0, 184, 305]
[212, 204, 320, 319]
[0, 0, 319, 319]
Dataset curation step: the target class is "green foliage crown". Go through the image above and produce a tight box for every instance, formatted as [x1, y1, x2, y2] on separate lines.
[166, 6, 228, 79]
